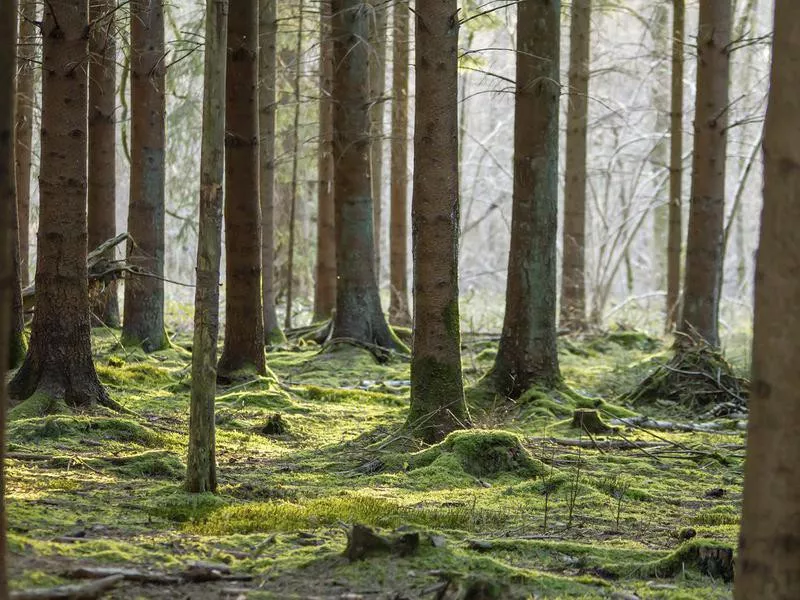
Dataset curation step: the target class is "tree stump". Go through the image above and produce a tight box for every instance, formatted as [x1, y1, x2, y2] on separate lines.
[571, 409, 613, 434]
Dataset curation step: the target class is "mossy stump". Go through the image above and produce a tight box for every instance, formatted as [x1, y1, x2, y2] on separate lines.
[570, 409, 614, 434]
[261, 413, 288, 435]
[343, 524, 419, 561]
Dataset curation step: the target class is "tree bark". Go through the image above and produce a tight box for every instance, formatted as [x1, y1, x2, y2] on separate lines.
[187, 0, 228, 495]
[330, 0, 397, 349]
[388, 0, 411, 326]
[405, 0, 470, 443]
[560, 0, 591, 330]
[9, 0, 113, 411]
[218, 0, 266, 376]
[488, 0, 561, 399]
[736, 4, 800, 595]
[259, 0, 284, 343]
[666, 0, 685, 330]
[88, 0, 120, 327]
[650, 4, 669, 294]
[123, 0, 167, 352]
[314, 0, 336, 322]
[680, 0, 730, 348]
[369, 0, 387, 278]
[15, 0, 36, 289]
[1, 2, 18, 591]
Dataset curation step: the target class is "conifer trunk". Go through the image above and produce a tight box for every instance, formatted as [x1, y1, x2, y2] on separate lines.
[219, 0, 266, 376]
[369, 0, 387, 277]
[124, 0, 167, 352]
[680, 0, 731, 347]
[187, 0, 228, 495]
[389, 0, 411, 326]
[736, 3, 800, 595]
[489, 0, 561, 399]
[88, 0, 120, 327]
[405, 0, 470, 443]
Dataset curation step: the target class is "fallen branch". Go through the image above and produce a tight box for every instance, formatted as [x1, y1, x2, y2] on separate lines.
[531, 437, 670, 451]
[66, 567, 179, 585]
[10, 574, 124, 600]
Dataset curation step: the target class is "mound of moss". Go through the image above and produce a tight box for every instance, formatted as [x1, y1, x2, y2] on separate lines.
[408, 430, 548, 479]
[8, 416, 166, 447]
[622, 539, 735, 582]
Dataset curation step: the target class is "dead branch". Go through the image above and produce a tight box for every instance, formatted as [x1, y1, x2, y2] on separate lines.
[10, 575, 124, 600]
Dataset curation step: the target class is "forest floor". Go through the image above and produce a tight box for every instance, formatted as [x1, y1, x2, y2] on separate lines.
[6, 324, 749, 599]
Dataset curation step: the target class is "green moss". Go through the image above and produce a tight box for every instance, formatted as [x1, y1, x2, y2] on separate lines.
[620, 539, 735, 582]
[148, 490, 229, 522]
[96, 361, 176, 387]
[107, 450, 185, 479]
[692, 505, 739, 526]
[9, 416, 166, 447]
[8, 393, 70, 421]
[406, 453, 475, 489]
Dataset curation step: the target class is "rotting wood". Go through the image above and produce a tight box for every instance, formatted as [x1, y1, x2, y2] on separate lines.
[10, 574, 124, 600]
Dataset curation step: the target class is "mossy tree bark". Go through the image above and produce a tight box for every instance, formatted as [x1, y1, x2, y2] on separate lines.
[560, 0, 591, 331]
[388, 0, 411, 327]
[488, 0, 561, 399]
[330, 0, 397, 349]
[218, 0, 266, 376]
[368, 0, 387, 277]
[679, 0, 730, 348]
[124, 0, 167, 352]
[187, 0, 228, 495]
[88, 0, 120, 327]
[405, 0, 470, 443]
[259, 0, 284, 344]
[9, 0, 113, 411]
[736, 3, 800, 595]
[15, 0, 36, 288]
[314, 0, 336, 322]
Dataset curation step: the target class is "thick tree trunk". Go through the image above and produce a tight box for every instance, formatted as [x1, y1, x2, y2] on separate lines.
[560, 0, 591, 330]
[330, 0, 397, 349]
[388, 0, 411, 326]
[488, 0, 561, 399]
[187, 0, 228, 495]
[736, 4, 800, 595]
[15, 0, 36, 288]
[259, 0, 284, 343]
[666, 0, 685, 330]
[405, 0, 470, 443]
[369, 0, 387, 278]
[218, 0, 266, 376]
[124, 0, 167, 352]
[314, 0, 336, 322]
[680, 0, 730, 347]
[88, 0, 120, 327]
[9, 0, 113, 411]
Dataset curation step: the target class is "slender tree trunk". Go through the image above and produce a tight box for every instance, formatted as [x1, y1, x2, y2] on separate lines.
[666, 0, 685, 331]
[405, 0, 470, 443]
[330, 0, 397, 349]
[9, 0, 113, 411]
[679, 0, 730, 347]
[314, 0, 336, 322]
[1, 3, 17, 586]
[219, 0, 266, 376]
[187, 0, 228, 495]
[124, 0, 167, 352]
[88, 0, 120, 327]
[285, 0, 305, 331]
[736, 4, 800, 595]
[8, 165, 25, 369]
[15, 0, 36, 289]
[489, 0, 561, 399]
[388, 0, 411, 326]
[651, 4, 669, 294]
[259, 0, 284, 343]
[560, 0, 591, 330]
[369, 0, 387, 278]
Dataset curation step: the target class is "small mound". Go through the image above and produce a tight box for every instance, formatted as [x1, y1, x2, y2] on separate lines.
[108, 450, 185, 479]
[628, 539, 735, 582]
[624, 342, 748, 413]
[8, 416, 166, 447]
[409, 430, 547, 478]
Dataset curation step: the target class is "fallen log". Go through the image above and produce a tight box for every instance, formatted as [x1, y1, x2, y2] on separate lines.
[10, 574, 124, 600]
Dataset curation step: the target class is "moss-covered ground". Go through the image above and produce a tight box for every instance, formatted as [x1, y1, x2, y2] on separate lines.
[7, 326, 745, 598]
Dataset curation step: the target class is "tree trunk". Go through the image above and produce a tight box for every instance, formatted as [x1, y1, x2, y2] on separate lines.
[259, 0, 284, 343]
[680, 0, 730, 348]
[314, 0, 336, 322]
[369, 0, 387, 279]
[488, 0, 561, 399]
[736, 4, 800, 595]
[560, 0, 591, 330]
[388, 0, 411, 326]
[15, 0, 36, 289]
[88, 0, 120, 327]
[9, 0, 113, 411]
[330, 0, 397, 349]
[187, 0, 228, 495]
[218, 0, 266, 376]
[123, 0, 167, 352]
[666, 0, 685, 330]
[405, 0, 470, 443]
[650, 4, 669, 294]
